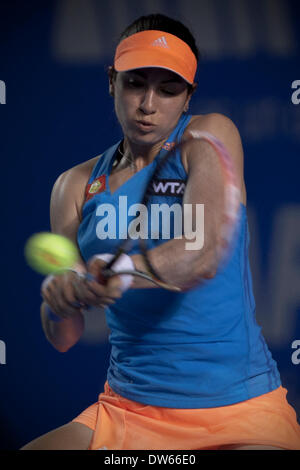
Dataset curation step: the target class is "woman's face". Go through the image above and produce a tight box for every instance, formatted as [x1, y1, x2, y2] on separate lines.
[109, 67, 194, 148]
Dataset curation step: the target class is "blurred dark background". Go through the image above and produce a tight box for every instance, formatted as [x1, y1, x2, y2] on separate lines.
[0, 0, 299, 449]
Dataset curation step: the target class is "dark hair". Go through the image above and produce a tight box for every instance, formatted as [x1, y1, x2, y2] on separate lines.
[118, 13, 200, 63]
[111, 14, 199, 90]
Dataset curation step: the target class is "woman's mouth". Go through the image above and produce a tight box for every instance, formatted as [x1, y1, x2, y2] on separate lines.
[135, 120, 156, 132]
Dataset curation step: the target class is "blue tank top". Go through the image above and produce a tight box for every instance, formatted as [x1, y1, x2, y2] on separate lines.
[77, 113, 281, 408]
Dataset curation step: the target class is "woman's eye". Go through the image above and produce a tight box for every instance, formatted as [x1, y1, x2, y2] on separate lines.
[127, 79, 143, 88]
[161, 89, 175, 96]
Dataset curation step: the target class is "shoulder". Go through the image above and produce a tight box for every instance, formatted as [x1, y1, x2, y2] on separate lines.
[184, 113, 244, 169]
[51, 154, 102, 221]
[183, 113, 246, 204]
[53, 154, 100, 189]
[185, 113, 243, 146]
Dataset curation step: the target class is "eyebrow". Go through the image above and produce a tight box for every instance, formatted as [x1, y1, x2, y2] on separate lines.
[126, 70, 184, 84]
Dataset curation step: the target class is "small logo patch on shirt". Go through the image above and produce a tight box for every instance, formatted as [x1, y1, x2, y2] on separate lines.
[162, 141, 175, 151]
[85, 175, 106, 201]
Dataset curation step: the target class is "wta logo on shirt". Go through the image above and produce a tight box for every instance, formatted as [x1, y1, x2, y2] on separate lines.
[85, 175, 106, 201]
[149, 179, 186, 196]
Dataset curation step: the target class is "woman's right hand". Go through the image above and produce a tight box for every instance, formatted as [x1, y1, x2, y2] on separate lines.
[40, 269, 90, 320]
[40, 266, 123, 320]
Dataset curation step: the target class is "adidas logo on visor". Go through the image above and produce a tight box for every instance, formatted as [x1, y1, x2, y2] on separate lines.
[151, 36, 169, 48]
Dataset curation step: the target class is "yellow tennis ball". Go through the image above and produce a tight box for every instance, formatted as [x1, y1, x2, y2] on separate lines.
[24, 232, 78, 275]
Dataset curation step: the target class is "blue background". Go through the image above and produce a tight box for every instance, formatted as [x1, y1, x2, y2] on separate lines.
[0, 0, 299, 449]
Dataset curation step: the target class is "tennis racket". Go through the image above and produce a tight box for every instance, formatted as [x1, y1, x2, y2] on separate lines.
[37, 129, 241, 318]
[96, 129, 241, 291]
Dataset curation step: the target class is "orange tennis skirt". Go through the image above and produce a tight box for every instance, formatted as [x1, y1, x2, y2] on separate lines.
[72, 381, 300, 450]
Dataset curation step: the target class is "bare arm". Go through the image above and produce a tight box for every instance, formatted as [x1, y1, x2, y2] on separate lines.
[40, 165, 91, 352]
[40, 300, 84, 353]
[129, 113, 246, 290]
[41, 157, 124, 351]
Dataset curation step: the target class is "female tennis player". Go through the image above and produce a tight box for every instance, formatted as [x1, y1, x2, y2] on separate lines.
[21, 14, 300, 450]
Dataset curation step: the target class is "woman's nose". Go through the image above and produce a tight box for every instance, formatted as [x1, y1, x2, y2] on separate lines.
[139, 88, 156, 115]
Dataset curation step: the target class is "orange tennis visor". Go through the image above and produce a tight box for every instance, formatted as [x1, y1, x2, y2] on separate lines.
[114, 30, 197, 85]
